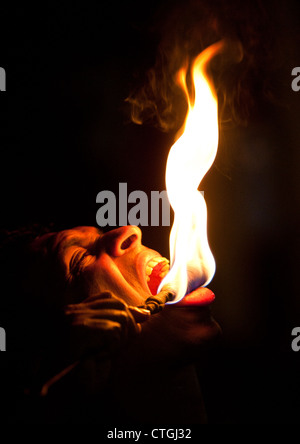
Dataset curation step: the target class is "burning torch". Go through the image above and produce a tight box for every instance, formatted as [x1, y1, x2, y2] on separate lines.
[141, 41, 224, 314]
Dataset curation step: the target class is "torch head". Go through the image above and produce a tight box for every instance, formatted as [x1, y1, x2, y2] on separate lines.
[140, 285, 215, 314]
[139, 286, 176, 314]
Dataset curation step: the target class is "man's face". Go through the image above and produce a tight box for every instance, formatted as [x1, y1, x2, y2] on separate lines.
[33, 225, 169, 306]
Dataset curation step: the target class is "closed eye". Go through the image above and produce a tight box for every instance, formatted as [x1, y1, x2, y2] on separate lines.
[69, 248, 92, 276]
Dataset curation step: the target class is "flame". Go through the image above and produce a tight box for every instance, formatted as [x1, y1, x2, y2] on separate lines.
[158, 41, 224, 303]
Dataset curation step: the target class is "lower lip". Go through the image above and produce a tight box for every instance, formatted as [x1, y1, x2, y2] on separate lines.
[174, 287, 215, 307]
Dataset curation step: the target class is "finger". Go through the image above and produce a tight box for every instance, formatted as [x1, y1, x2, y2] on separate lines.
[66, 292, 114, 310]
[69, 309, 130, 323]
[80, 317, 133, 347]
[71, 309, 140, 337]
[80, 318, 122, 332]
[128, 306, 151, 323]
[123, 307, 141, 337]
[65, 298, 127, 313]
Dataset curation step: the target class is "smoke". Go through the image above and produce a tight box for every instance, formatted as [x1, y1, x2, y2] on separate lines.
[126, 0, 282, 132]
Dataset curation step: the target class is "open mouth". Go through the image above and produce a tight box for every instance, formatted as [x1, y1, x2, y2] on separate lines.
[145, 257, 170, 295]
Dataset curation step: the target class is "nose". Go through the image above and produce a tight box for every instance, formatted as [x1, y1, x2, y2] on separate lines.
[101, 226, 142, 257]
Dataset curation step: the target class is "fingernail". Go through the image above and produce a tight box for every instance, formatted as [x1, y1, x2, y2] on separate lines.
[138, 308, 151, 315]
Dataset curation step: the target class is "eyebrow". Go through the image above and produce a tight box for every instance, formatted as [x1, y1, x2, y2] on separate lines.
[55, 229, 103, 257]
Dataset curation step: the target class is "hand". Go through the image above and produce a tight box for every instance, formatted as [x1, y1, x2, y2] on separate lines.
[64, 292, 150, 360]
[130, 287, 221, 364]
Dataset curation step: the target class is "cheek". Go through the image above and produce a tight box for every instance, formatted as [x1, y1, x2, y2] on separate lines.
[81, 256, 120, 295]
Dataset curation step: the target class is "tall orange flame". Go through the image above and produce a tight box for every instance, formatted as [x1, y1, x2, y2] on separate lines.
[158, 41, 224, 303]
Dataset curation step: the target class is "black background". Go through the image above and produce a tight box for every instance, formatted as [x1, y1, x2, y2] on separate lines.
[1, 0, 300, 424]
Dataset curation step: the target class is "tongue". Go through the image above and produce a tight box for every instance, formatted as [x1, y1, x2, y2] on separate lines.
[175, 287, 215, 306]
